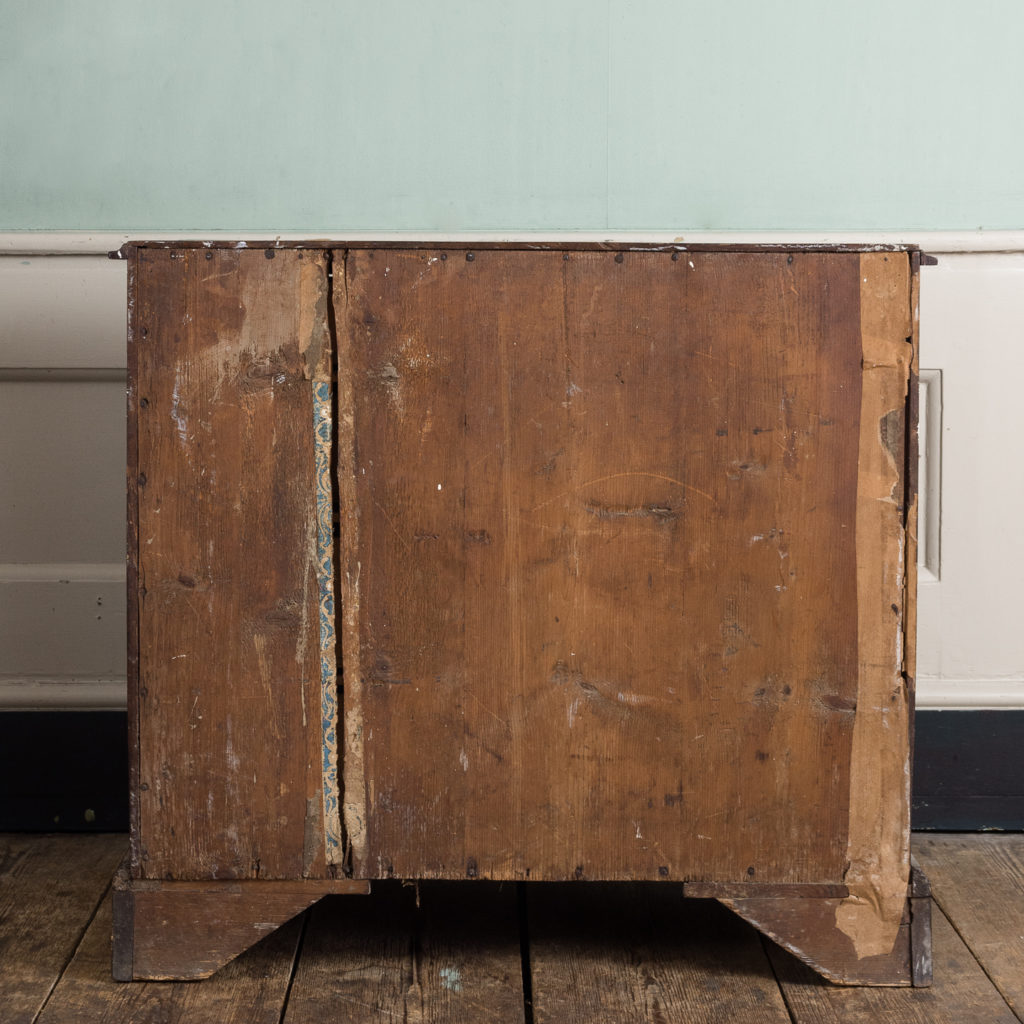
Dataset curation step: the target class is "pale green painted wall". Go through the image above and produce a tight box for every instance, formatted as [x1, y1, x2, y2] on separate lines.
[1, 1, 1020, 231]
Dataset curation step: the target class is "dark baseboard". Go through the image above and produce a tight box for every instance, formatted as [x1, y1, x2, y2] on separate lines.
[0, 711, 128, 831]
[912, 709, 1024, 831]
[1, 709, 1021, 833]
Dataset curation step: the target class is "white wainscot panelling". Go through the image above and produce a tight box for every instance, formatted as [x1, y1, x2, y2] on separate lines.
[0, 567, 126, 708]
[916, 253, 1024, 709]
[0, 255, 126, 366]
[1, 242, 1021, 710]
[1, 254, 127, 709]
[916, 369, 942, 583]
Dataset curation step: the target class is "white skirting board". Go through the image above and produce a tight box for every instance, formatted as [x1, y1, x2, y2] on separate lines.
[2, 232, 1021, 710]
[917, 679, 1024, 711]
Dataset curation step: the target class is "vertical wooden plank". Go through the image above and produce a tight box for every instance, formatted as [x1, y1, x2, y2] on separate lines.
[125, 249, 142, 875]
[545, 250, 863, 884]
[338, 248, 867, 883]
[528, 884, 792, 1023]
[0, 835, 123, 1024]
[284, 883, 526, 1024]
[133, 246, 336, 880]
[835, 252, 913, 958]
[723, 253, 920, 984]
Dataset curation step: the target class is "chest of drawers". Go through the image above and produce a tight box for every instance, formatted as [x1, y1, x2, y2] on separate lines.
[112, 242, 929, 986]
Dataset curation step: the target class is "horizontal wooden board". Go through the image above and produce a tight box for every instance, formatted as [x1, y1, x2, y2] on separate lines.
[116, 241, 919, 256]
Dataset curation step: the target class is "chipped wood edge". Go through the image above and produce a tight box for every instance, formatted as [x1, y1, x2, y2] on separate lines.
[333, 251, 367, 872]
[721, 895, 913, 986]
[904, 254, 921, 733]
[835, 251, 914, 959]
[725, 256, 919, 980]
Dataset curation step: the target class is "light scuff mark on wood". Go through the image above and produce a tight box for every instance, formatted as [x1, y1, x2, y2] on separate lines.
[582, 500, 679, 521]
[298, 253, 332, 382]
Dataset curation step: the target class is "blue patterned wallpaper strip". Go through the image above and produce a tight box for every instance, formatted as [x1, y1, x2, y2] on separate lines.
[313, 381, 342, 862]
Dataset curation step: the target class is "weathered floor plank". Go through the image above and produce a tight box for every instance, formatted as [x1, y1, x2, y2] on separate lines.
[4, 833, 1024, 1022]
[283, 881, 525, 1024]
[37, 892, 301, 1024]
[768, 905, 1019, 1023]
[912, 833, 1024, 1019]
[0, 834, 123, 1024]
[527, 883, 792, 1024]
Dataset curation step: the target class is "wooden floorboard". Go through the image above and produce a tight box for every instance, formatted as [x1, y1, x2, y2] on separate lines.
[913, 833, 1024, 1020]
[527, 883, 792, 1023]
[283, 881, 525, 1024]
[0, 834, 123, 1024]
[4, 833, 1023, 1022]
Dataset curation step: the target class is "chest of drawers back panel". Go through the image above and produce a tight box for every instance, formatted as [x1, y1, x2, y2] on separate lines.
[117, 243, 925, 986]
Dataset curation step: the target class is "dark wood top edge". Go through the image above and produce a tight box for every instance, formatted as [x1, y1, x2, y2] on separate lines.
[684, 881, 851, 899]
[116, 876, 371, 895]
[111, 240, 921, 258]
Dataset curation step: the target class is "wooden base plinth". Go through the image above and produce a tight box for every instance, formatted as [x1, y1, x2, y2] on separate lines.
[113, 869, 932, 986]
[111, 863, 370, 981]
[706, 867, 933, 987]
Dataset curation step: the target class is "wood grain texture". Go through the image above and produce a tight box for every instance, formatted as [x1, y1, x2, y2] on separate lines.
[111, 863, 369, 980]
[40, 892, 301, 1024]
[736, 254, 919, 982]
[126, 252, 142, 872]
[720, 896, 913, 986]
[685, 881, 849, 899]
[132, 247, 335, 880]
[528, 883, 792, 1023]
[0, 834, 123, 1024]
[913, 834, 1024, 1016]
[337, 248, 867, 884]
[2, 833, 1019, 1019]
[836, 253, 914, 960]
[768, 906, 1019, 1023]
[283, 883, 526, 1024]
